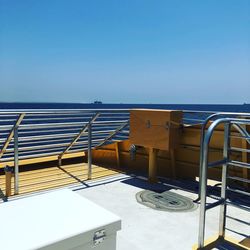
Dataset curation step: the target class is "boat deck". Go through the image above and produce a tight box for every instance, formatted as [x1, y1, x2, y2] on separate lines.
[0, 163, 121, 198]
[73, 174, 249, 250]
[1, 171, 249, 249]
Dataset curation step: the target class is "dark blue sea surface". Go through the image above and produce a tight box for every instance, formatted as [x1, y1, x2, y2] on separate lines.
[0, 102, 250, 113]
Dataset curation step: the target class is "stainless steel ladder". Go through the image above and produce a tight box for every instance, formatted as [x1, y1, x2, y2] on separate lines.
[198, 117, 250, 248]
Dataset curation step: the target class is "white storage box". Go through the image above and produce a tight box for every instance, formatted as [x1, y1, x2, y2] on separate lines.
[0, 189, 121, 250]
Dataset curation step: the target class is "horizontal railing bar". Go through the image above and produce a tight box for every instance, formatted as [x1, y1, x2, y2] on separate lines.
[22, 116, 93, 122]
[119, 130, 129, 134]
[18, 133, 79, 141]
[0, 109, 130, 114]
[230, 147, 250, 153]
[231, 120, 250, 125]
[72, 139, 105, 145]
[17, 138, 73, 146]
[228, 160, 250, 169]
[227, 188, 250, 197]
[114, 135, 129, 139]
[92, 130, 116, 134]
[228, 176, 250, 184]
[19, 125, 83, 131]
[92, 124, 126, 128]
[0, 114, 19, 117]
[226, 215, 250, 226]
[10, 130, 113, 143]
[92, 125, 127, 129]
[19, 122, 128, 131]
[63, 144, 100, 153]
[0, 119, 17, 122]
[0, 125, 13, 130]
[8, 139, 84, 148]
[97, 113, 129, 119]
[0, 113, 25, 159]
[183, 118, 206, 122]
[0, 137, 11, 143]
[1, 151, 68, 161]
[208, 159, 227, 168]
[6, 143, 70, 152]
[76, 131, 113, 137]
[24, 113, 95, 117]
[67, 145, 99, 153]
[6, 138, 106, 153]
[227, 201, 250, 212]
[23, 112, 129, 119]
[18, 127, 81, 134]
[76, 135, 111, 141]
[183, 110, 250, 116]
[93, 120, 128, 124]
[230, 135, 250, 140]
[5, 146, 66, 155]
[0, 132, 10, 136]
[19, 122, 88, 128]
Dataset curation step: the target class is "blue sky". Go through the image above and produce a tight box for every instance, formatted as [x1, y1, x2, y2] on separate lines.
[0, 0, 249, 103]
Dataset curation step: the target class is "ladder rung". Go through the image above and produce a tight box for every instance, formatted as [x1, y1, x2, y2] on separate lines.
[227, 188, 250, 197]
[208, 159, 227, 168]
[230, 147, 250, 153]
[228, 176, 250, 184]
[228, 160, 250, 169]
[228, 201, 250, 212]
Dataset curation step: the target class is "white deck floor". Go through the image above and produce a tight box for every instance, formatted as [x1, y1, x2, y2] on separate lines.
[75, 174, 249, 250]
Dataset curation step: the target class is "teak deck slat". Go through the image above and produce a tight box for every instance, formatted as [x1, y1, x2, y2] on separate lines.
[0, 163, 120, 197]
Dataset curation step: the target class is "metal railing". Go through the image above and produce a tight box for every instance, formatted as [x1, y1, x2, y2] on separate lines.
[0, 109, 130, 194]
[198, 117, 250, 248]
[195, 112, 250, 201]
[1, 108, 250, 197]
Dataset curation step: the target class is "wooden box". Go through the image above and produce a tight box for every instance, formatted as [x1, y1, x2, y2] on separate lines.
[130, 109, 182, 151]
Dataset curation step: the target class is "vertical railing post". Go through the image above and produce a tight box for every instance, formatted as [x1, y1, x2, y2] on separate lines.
[198, 134, 210, 248]
[219, 122, 230, 238]
[14, 126, 19, 195]
[87, 122, 92, 180]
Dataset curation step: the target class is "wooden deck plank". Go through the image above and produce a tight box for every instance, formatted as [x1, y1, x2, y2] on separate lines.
[17, 171, 118, 194]
[0, 163, 120, 197]
[0, 163, 108, 184]
[0, 167, 117, 189]
[6, 168, 114, 188]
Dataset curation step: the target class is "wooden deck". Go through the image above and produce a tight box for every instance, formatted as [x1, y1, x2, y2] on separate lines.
[0, 163, 121, 198]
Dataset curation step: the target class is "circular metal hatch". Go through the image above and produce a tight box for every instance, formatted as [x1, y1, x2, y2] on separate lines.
[136, 190, 197, 212]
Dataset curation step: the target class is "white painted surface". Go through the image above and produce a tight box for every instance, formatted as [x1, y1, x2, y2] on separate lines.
[76, 174, 250, 250]
[0, 189, 121, 250]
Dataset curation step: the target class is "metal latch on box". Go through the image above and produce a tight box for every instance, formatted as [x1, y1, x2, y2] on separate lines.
[93, 229, 106, 246]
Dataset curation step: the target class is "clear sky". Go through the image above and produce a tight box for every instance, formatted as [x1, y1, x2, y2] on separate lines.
[0, 0, 249, 104]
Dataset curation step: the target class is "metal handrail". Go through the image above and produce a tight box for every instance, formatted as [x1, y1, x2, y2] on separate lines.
[196, 112, 250, 201]
[198, 117, 250, 248]
[0, 109, 130, 194]
[58, 112, 100, 165]
[1, 108, 250, 196]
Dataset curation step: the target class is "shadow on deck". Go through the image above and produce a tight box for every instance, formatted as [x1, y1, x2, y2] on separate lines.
[0, 162, 122, 200]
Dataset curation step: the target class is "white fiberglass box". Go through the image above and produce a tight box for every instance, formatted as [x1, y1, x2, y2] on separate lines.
[0, 189, 121, 250]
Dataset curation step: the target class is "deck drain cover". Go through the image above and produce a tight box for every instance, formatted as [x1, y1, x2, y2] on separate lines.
[136, 190, 197, 212]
